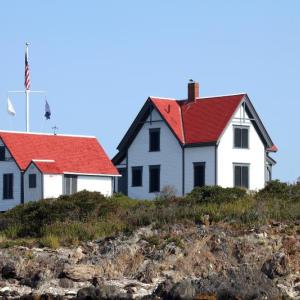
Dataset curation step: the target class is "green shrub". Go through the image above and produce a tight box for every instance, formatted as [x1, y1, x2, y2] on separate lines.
[187, 185, 247, 203]
[40, 234, 60, 249]
[0, 183, 298, 247]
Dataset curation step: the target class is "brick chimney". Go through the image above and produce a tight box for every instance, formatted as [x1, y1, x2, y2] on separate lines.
[188, 80, 199, 102]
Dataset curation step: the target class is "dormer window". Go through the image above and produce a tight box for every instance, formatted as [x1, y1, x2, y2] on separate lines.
[149, 128, 160, 152]
[234, 126, 249, 149]
[0, 146, 5, 161]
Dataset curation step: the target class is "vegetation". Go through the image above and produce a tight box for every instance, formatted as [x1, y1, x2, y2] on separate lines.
[0, 180, 299, 248]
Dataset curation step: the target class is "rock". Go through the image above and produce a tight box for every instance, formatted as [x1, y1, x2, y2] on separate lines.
[20, 271, 45, 288]
[261, 252, 290, 279]
[77, 287, 99, 300]
[168, 278, 196, 300]
[63, 264, 98, 282]
[91, 276, 104, 287]
[77, 285, 128, 300]
[1, 263, 17, 279]
[153, 279, 174, 298]
[59, 277, 74, 288]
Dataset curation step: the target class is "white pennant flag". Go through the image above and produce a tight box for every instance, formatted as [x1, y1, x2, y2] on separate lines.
[7, 97, 16, 116]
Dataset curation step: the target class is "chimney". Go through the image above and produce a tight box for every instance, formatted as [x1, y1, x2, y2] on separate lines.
[188, 79, 199, 102]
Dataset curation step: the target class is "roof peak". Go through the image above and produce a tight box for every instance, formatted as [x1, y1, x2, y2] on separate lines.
[150, 93, 246, 103]
[0, 130, 96, 139]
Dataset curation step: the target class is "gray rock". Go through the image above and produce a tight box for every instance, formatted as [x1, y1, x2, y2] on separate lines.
[168, 279, 196, 300]
[59, 277, 74, 288]
[1, 263, 17, 279]
[77, 284, 129, 300]
[261, 252, 290, 279]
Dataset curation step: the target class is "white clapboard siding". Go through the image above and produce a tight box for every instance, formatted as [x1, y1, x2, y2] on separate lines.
[184, 146, 216, 194]
[43, 174, 64, 199]
[128, 109, 182, 199]
[217, 104, 265, 190]
[77, 175, 113, 196]
[24, 163, 43, 203]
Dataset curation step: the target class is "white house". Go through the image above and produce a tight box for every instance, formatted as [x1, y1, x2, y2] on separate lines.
[113, 81, 277, 199]
[0, 131, 119, 211]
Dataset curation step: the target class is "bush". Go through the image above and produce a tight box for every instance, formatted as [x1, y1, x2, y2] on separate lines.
[257, 180, 290, 198]
[0, 183, 298, 247]
[187, 186, 247, 203]
[40, 234, 60, 249]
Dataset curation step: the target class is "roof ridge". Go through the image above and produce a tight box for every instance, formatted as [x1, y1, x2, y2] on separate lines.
[0, 130, 96, 138]
[149, 96, 176, 100]
[178, 103, 186, 144]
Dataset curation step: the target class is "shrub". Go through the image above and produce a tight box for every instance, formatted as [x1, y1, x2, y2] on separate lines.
[40, 234, 60, 249]
[187, 186, 247, 203]
[257, 180, 290, 199]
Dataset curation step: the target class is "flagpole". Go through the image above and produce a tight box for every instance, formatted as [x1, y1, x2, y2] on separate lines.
[25, 42, 30, 132]
[26, 89, 30, 132]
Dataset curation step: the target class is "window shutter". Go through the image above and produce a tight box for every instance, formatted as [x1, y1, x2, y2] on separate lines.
[242, 128, 249, 148]
[242, 166, 249, 188]
[234, 128, 241, 148]
[234, 166, 241, 187]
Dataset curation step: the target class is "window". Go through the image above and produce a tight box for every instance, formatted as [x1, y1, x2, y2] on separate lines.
[149, 128, 160, 152]
[64, 175, 78, 195]
[234, 164, 249, 189]
[29, 174, 37, 188]
[0, 146, 5, 161]
[149, 165, 160, 193]
[3, 174, 13, 199]
[132, 166, 143, 187]
[194, 162, 205, 187]
[234, 127, 249, 148]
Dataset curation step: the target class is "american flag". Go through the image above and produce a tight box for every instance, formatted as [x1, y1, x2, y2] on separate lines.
[24, 48, 30, 90]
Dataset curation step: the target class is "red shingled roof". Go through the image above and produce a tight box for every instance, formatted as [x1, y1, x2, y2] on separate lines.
[0, 132, 119, 175]
[151, 94, 245, 144]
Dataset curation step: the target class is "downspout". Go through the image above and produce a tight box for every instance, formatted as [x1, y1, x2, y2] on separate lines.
[20, 172, 24, 204]
[215, 144, 218, 186]
[182, 146, 185, 196]
[41, 173, 44, 199]
[126, 150, 129, 196]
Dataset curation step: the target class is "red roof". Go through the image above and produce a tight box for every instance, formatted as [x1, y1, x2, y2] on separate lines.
[151, 94, 245, 144]
[0, 132, 119, 175]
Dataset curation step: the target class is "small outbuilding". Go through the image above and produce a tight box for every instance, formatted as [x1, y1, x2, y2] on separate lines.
[0, 131, 119, 211]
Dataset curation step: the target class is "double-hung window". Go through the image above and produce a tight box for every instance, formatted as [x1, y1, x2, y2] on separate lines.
[234, 126, 249, 148]
[3, 173, 13, 199]
[132, 166, 143, 187]
[194, 162, 205, 187]
[149, 128, 160, 152]
[0, 146, 5, 161]
[234, 164, 249, 189]
[29, 174, 37, 188]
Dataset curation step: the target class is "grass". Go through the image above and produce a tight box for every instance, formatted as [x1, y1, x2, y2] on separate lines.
[0, 181, 299, 248]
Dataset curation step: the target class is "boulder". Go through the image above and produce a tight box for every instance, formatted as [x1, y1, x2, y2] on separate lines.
[261, 252, 291, 279]
[168, 279, 196, 300]
[63, 264, 98, 282]
[59, 277, 74, 288]
[1, 263, 17, 279]
[77, 284, 128, 300]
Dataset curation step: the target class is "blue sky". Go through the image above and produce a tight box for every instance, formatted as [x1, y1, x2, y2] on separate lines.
[0, 1, 299, 182]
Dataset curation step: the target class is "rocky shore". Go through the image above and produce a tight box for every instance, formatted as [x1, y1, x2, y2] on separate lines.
[0, 222, 299, 299]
